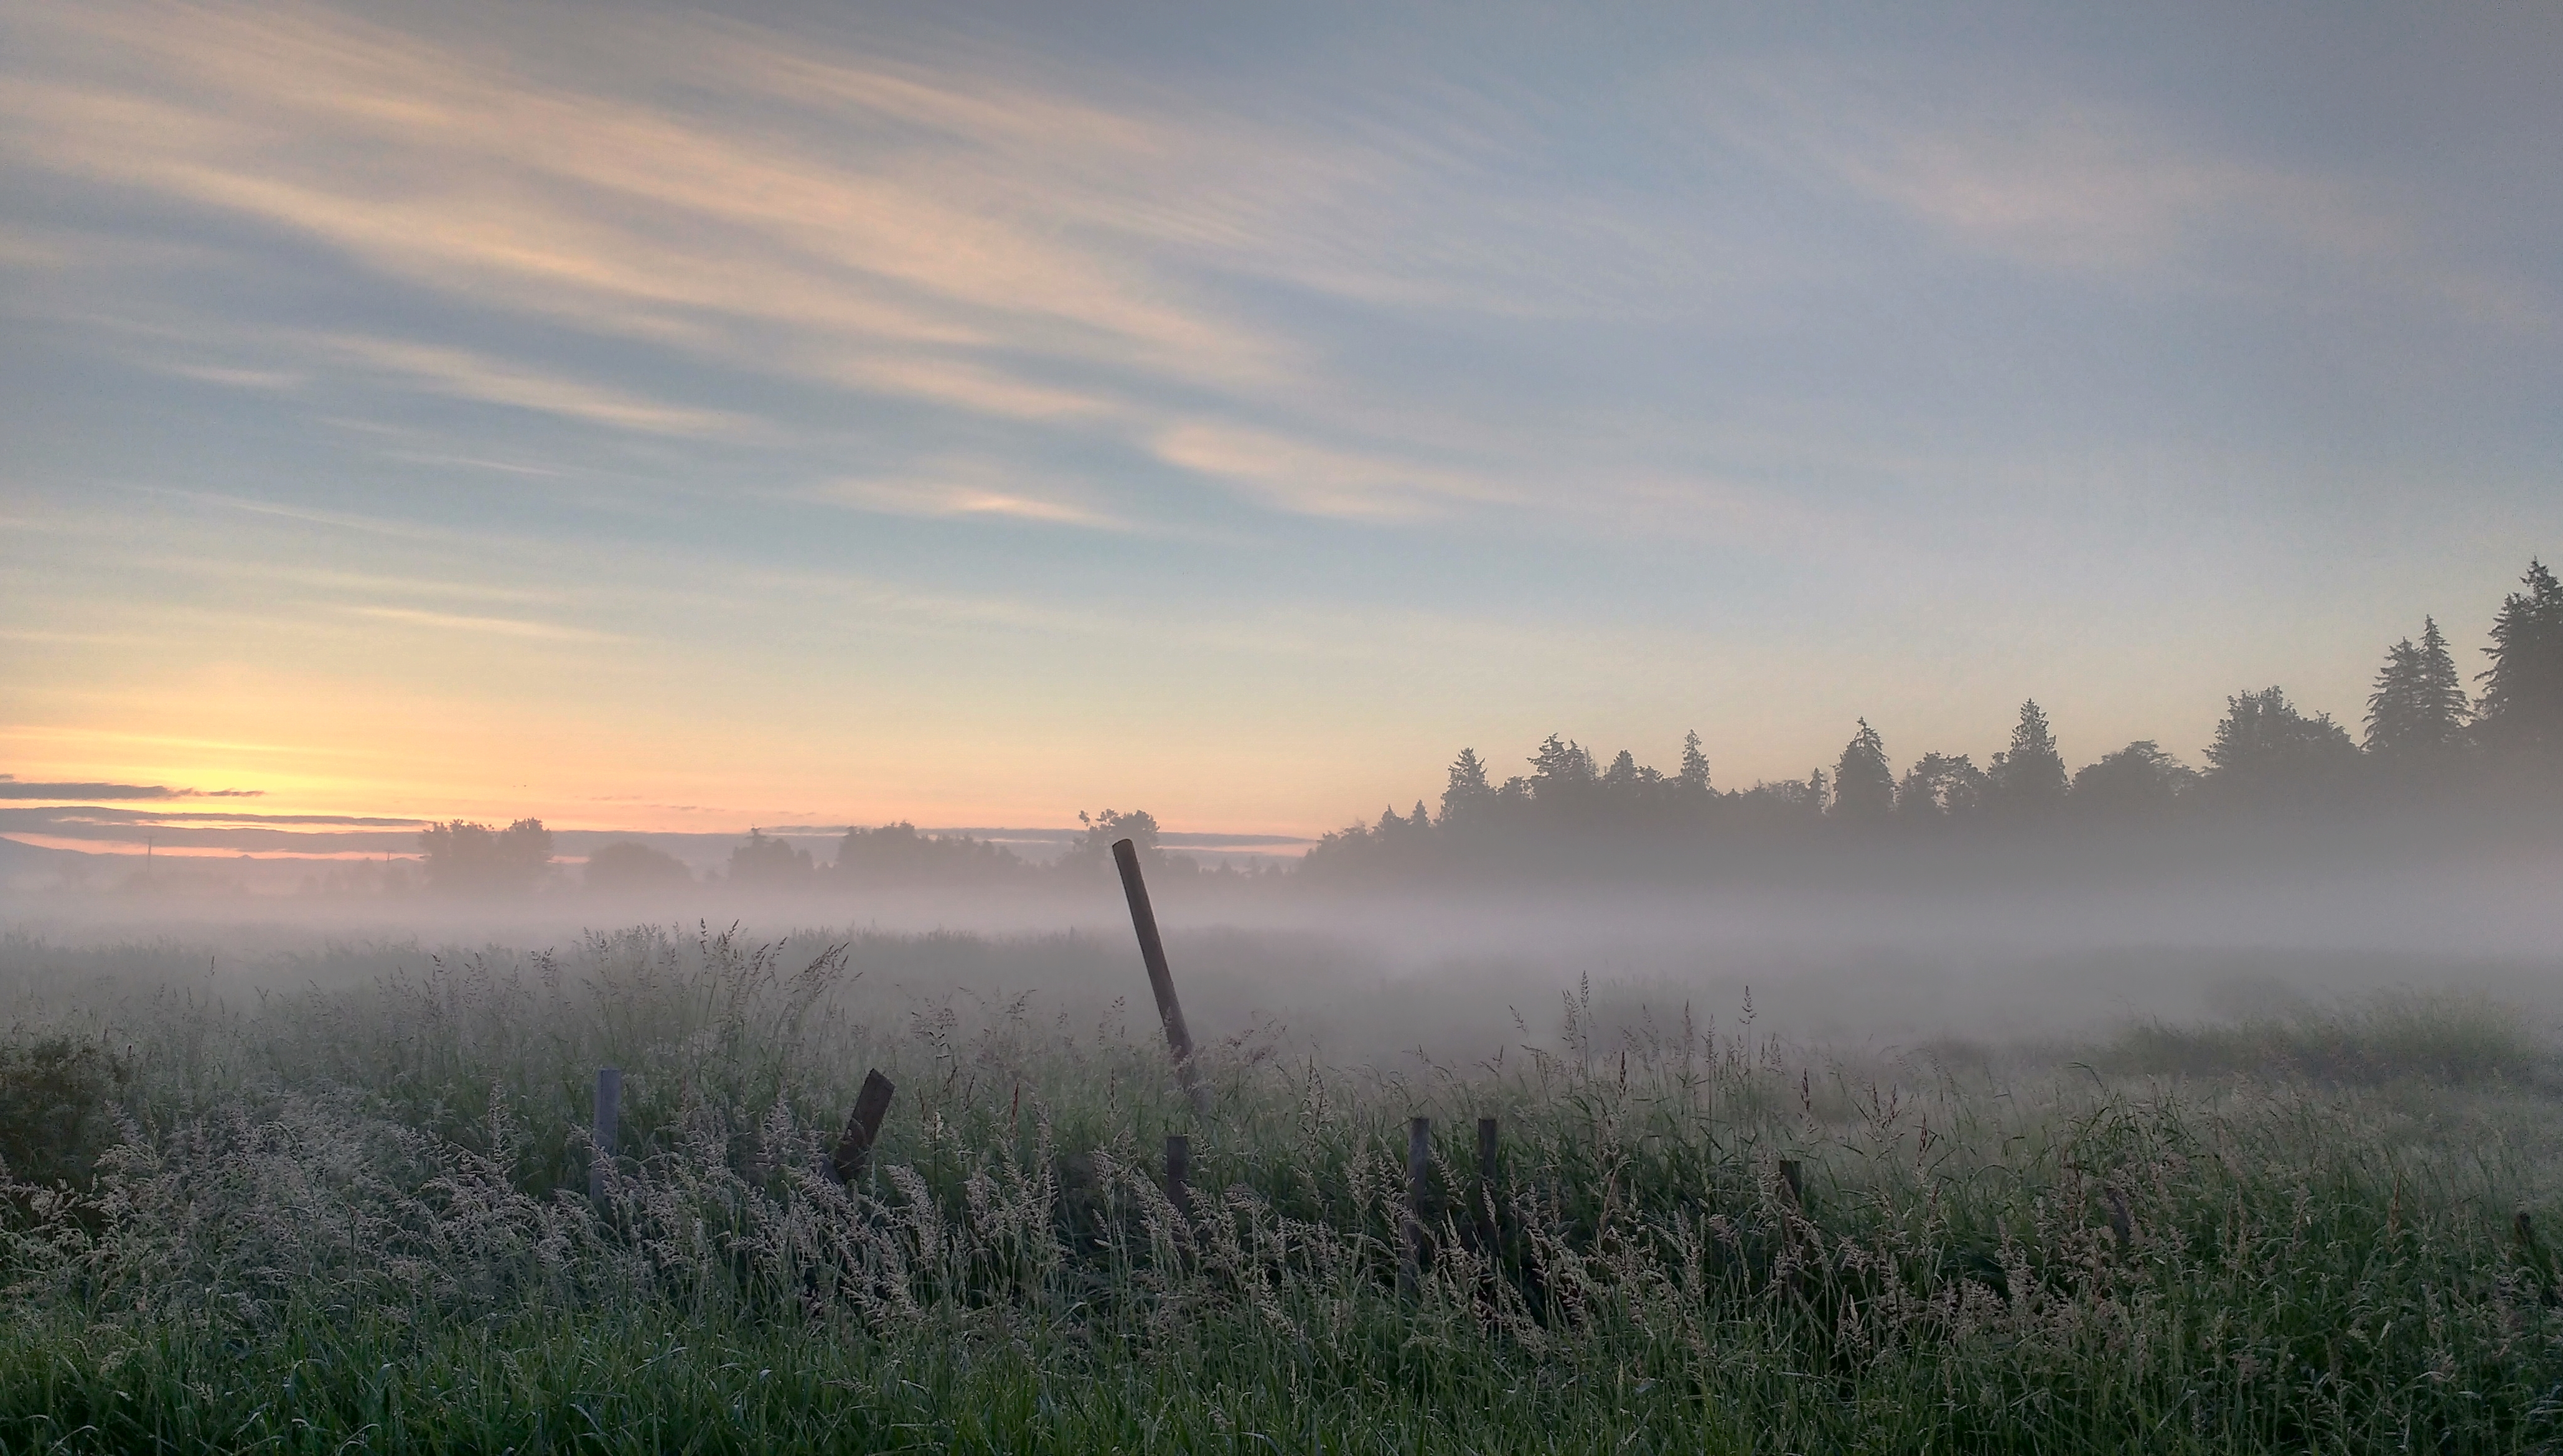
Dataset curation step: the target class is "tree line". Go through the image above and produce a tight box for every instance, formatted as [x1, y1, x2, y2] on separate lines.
[1298, 558, 2563, 881]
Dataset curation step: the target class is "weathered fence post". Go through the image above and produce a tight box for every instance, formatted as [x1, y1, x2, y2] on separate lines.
[1476, 1115, 1499, 1246]
[2103, 1185, 2133, 1252]
[1165, 1134, 1191, 1220]
[1778, 1158, 1803, 1206]
[589, 1066, 620, 1203]
[1111, 838, 1209, 1117]
[1402, 1116, 1431, 1295]
[829, 1069, 897, 1183]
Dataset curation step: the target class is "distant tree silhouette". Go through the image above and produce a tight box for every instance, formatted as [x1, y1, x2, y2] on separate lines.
[583, 839, 693, 893]
[728, 829, 813, 887]
[2364, 617, 2471, 763]
[2205, 688, 2359, 798]
[2069, 741, 2198, 814]
[1439, 748, 1496, 826]
[1061, 808, 1176, 875]
[1529, 735, 1597, 801]
[1831, 720, 1895, 821]
[1896, 752, 1989, 819]
[2475, 560, 2563, 757]
[1677, 730, 1713, 801]
[833, 823, 1025, 885]
[1988, 701, 2068, 814]
[418, 818, 553, 895]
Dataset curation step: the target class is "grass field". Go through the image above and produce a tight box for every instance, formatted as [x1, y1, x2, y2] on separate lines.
[2, 924, 2561, 1452]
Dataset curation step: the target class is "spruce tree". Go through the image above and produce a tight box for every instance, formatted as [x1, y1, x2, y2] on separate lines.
[2363, 617, 2469, 761]
[1988, 700, 2068, 814]
[2476, 560, 2563, 756]
[1677, 730, 1712, 800]
[1439, 748, 1494, 826]
[1831, 719, 1895, 820]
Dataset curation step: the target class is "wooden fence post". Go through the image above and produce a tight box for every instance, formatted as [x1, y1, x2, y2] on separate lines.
[829, 1069, 897, 1183]
[1402, 1116, 1431, 1295]
[589, 1066, 620, 1203]
[1476, 1115, 1499, 1246]
[1111, 838, 1209, 1117]
[1778, 1159, 1803, 1206]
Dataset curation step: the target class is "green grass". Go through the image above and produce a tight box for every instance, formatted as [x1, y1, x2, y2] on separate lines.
[2, 925, 2561, 1452]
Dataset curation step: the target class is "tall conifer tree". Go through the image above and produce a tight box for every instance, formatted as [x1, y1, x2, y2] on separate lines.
[1677, 730, 1713, 800]
[2364, 617, 2470, 760]
[1831, 719, 1895, 820]
[2476, 560, 2563, 755]
[1989, 701, 2068, 813]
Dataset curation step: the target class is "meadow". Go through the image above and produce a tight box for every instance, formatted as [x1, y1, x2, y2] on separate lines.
[2, 923, 2561, 1452]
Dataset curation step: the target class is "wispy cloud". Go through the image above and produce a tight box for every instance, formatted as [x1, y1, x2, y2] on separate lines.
[343, 605, 619, 642]
[319, 336, 752, 437]
[1151, 421, 1507, 521]
[815, 475, 1127, 530]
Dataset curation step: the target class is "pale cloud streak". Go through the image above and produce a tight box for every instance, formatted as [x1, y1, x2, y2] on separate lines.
[318, 336, 752, 438]
[341, 605, 619, 643]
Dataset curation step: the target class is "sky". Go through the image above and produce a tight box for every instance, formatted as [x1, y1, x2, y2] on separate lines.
[2, 0, 2557, 852]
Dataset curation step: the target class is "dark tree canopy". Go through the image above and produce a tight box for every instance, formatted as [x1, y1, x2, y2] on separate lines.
[2070, 741, 2197, 813]
[1440, 748, 1495, 826]
[1677, 730, 1712, 800]
[418, 818, 553, 895]
[728, 829, 813, 886]
[1989, 701, 2068, 814]
[2364, 617, 2470, 762]
[835, 823, 1024, 885]
[2475, 560, 2563, 757]
[1831, 719, 1895, 821]
[583, 839, 693, 893]
[2205, 688, 2359, 795]
[1897, 752, 1989, 819]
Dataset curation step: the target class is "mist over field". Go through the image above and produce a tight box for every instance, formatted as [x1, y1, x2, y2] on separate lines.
[7, 2, 2563, 1447]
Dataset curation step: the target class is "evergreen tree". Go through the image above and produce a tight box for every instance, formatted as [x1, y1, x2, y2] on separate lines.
[1987, 701, 2068, 814]
[2475, 560, 2563, 756]
[1439, 748, 1495, 826]
[1831, 719, 1895, 820]
[2363, 617, 2470, 761]
[1677, 730, 1713, 800]
[2204, 688, 2359, 796]
[1528, 735, 1597, 810]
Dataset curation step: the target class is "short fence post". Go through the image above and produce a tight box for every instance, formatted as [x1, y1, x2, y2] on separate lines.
[830, 1069, 897, 1183]
[1402, 1116, 1431, 1295]
[1476, 1115, 1499, 1246]
[1166, 1134, 1191, 1220]
[589, 1066, 620, 1203]
[1778, 1159, 1803, 1206]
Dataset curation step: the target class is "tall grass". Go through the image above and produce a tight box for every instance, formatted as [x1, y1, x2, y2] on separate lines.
[1, 925, 2559, 1452]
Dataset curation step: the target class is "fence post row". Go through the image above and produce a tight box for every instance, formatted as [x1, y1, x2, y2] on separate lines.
[830, 1068, 898, 1183]
[589, 1066, 621, 1203]
[1111, 837, 1209, 1118]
